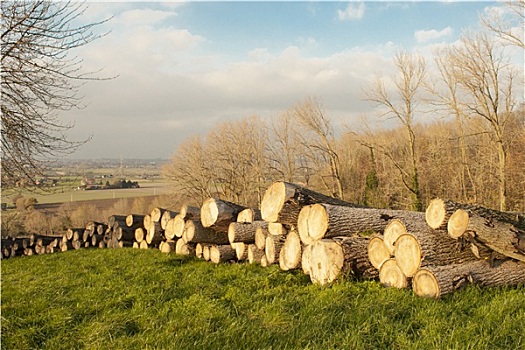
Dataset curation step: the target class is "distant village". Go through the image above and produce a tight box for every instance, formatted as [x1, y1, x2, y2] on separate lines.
[79, 176, 140, 191]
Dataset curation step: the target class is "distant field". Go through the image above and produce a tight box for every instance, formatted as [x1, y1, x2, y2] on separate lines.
[2, 181, 171, 205]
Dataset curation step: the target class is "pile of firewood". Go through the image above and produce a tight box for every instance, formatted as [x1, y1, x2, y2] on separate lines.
[2, 181, 524, 299]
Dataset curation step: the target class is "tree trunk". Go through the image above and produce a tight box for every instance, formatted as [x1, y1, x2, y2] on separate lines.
[209, 244, 236, 264]
[425, 198, 461, 230]
[260, 181, 360, 225]
[228, 221, 269, 244]
[334, 236, 378, 280]
[278, 229, 302, 271]
[298, 203, 424, 245]
[182, 220, 230, 245]
[200, 197, 247, 231]
[247, 244, 265, 264]
[412, 259, 525, 299]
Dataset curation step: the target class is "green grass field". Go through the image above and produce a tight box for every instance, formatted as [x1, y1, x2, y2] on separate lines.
[2, 249, 524, 350]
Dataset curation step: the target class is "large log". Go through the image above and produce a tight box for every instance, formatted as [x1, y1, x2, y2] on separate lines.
[297, 203, 424, 245]
[145, 222, 164, 245]
[265, 234, 285, 265]
[175, 239, 196, 256]
[126, 214, 145, 228]
[108, 215, 127, 228]
[279, 229, 302, 271]
[448, 211, 525, 262]
[255, 226, 268, 250]
[367, 236, 391, 270]
[247, 244, 265, 264]
[164, 214, 186, 240]
[412, 259, 525, 299]
[134, 227, 145, 243]
[228, 221, 269, 244]
[260, 181, 359, 226]
[114, 227, 135, 242]
[150, 207, 174, 223]
[182, 220, 229, 245]
[179, 204, 200, 220]
[200, 198, 247, 231]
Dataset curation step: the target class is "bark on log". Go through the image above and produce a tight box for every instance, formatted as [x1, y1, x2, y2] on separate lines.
[260, 181, 360, 225]
[209, 245, 236, 264]
[228, 221, 269, 244]
[126, 214, 145, 228]
[298, 203, 424, 245]
[247, 244, 265, 264]
[449, 212, 525, 263]
[91, 234, 105, 247]
[412, 259, 525, 299]
[279, 229, 302, 271]
[182, 220, 230, 245]
[200, 198, 247, 231]
[114, 227, 135, 242]
[236, 208, 262, 223]
[379, 259, 408, 289]
[108, 215, 127, 228]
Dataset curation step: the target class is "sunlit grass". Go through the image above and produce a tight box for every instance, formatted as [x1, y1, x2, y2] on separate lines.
[2, 249, 524, 349]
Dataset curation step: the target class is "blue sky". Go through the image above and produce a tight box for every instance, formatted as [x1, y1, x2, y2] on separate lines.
[64, 1, 522, 159]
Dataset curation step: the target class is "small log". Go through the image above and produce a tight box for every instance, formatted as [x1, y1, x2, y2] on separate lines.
[228, 221, 269, 244]
[255, 226, 268, 250]
[179, 204, 200, 220]
[183, 220, 229, 245]
[146, 222, 164, 245]
[195, 243, 204, 258]
[114, 227, 135, 242]
[268, 222, 287, 236]
[143, 214, 152, 231]
[159, 240, 175, 254]
[135, 228, 145, 243]
[265, 235, 285, 265]
[379, 259, 408, 289]
[200, 198, 247, 231]
[97, 224, 108, 235]
[139, 240, 149, 249]
[91, 234, 105, 247]
[236, 208, 262, 223]
[412, 259, 525, 298]
[126, 214, 145, 228]
[160, 210, 178, 230]
[233, 242, 247, 260]
[367, 236, 391, 270]
[297, 203, 424, 245]
[279, 229, 302, 271]
[175, 239, 195, 255]
[202, 245, 211, 261]
[108, 215, 127, 228]
[260, 181, 361, 225]
[425, 198, 462, 230]
[209, 245, 236, 264]
[247, 244, 265, 264]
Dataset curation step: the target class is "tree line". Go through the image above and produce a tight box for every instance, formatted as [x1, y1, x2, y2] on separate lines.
[164, 8, 525, 212]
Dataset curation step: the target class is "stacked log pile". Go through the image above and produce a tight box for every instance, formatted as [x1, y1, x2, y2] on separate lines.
[2, 182, 524, 299]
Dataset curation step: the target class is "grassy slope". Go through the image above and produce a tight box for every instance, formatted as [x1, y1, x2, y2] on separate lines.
[2, 249, 524, 350]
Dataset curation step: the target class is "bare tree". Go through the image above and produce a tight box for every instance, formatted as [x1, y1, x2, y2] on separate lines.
[481, 0, 524, 49]
[363, 51, 427, 211]
[292, 97, 345, 199]
[445, 29, 519, 211]
[1, 1, 110, 186]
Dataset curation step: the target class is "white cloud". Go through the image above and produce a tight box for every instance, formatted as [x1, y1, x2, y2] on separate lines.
[414, 27, 453, 43]
[338, 2, 366, 21]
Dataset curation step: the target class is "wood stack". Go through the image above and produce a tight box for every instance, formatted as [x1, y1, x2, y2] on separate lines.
[3, 181, 523, 300]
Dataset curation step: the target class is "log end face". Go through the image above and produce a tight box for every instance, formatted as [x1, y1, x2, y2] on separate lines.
[368, 236, 391, 270]
[307, 204, 329, 241]
[379, 259, 408, 289]
[448, 209, 469, 239]
[261, 182, 286, 222]
[383, 219, 407, 254]
[425, 198, 446, 229]
[412, 269, 440, 298]
[394, 234, 421, 278]
[201, 198, 219, 228]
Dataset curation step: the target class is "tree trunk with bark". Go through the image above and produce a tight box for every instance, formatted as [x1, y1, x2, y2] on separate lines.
[200, 198, 247, 231]
[182, 220, 230, 245]
[228, 221, 269, 244]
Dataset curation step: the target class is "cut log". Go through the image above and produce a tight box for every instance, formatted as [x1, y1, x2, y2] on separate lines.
[200, 198, 247, 231]
[114, 227, 135, 242]
[143, 214, 152, 231]
[268, 222, 287, 237]
[195, 243, 204, 258]
[209, 245, 236, 264]
[91, 234, 105, 247]
[202, 245, 211, 261]
[334, 236, 378, 280]
[412, 259, 525, 298]
[135, 228, 145, 243]
[306, 239, 344, 285]
[228, 221, 269, 244]
[233, 242, 247, 260]
[145, 222, 164, 245]
[278, 229, 302, 271]
[132, 242, 139, 249]
[301, 244, 314, 276]
[160, 210, 178, 230]
[255, 226, 268, 250]
[175, 239, 195, 255]
[260, 181, 359, 225]
[164, 215, 186, 240]
[298, 203, 424, 245]
[179, 204, 200, 220]
[367, 236, 391, 270]
[265, 235, 285, 265]
[247, 244, 265, 264]
[108, 215, 127, 228]
[139, 240, 148, 249]
[378, 259, 408, 289]
[150, 207, 171, 223]
[449, 212, 525, 263]
[183, 220, 229, 245]
[126, 214, 145, 228]
[236, 208, 262, 223]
